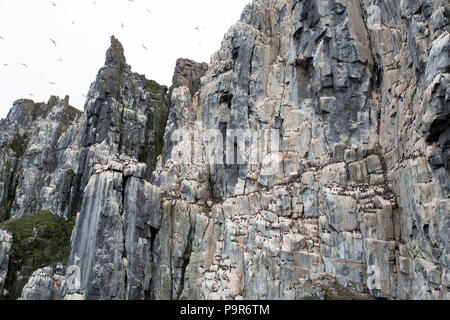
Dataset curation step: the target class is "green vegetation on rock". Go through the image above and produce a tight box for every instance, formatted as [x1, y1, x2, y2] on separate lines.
[141, 80, 169, 169]
[0, 210, 75, 277]
[64, 104, 83, 120]
[152, 99, 169, 168]
[10, 133, 26, 155]
[145, 79, 163, 96]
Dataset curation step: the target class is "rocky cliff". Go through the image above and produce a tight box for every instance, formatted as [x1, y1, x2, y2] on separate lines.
[0, 0, 449, 300]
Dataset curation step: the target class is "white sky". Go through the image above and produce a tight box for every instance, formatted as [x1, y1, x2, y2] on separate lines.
[0, 0, 250, 118]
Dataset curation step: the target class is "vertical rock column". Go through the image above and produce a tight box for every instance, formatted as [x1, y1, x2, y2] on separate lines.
[61, 36, 170, 300]
[0, 230, 12, 298]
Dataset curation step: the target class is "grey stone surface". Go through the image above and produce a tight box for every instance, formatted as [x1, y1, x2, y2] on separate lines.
[0, 229, 12, 297]
[0, 96, 82, 221]
[171, 58, 208, 96]
[59, 37, 170, 300]
[144, 0, 449, 300]
[0, 0, 449, 300]
[19, 265, 65, 300]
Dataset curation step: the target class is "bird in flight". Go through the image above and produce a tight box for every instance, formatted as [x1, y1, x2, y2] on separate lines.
[58, 58, 63, 62]
[50, 38, 57, 46]
[49, 82, 56, 85]
[146, 9, 152, 13]
[20, 63, 28, 68]
[0, 36, 4, 40]
[3, 63, 8, 67]
[51, 1, 57, 7]
[142, 44, 148, 50]
[121, 22, 124, 29]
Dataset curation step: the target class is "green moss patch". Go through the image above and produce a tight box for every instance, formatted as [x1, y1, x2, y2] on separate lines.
[145, 79, 163, 96]
[10, 133, 26, 155]
[138, 80, 169, 170]
[64, 105, 83, 120]
[151, 99, 169, 168]
[0, 210, 75, 277]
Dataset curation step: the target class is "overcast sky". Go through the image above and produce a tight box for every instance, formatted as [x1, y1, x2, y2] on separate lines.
[0, 0, 250, 118]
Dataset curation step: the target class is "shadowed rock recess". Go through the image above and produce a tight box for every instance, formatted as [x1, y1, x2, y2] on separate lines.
[0, 0, 448, 300]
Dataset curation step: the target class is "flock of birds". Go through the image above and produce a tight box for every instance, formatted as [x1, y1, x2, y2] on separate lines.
[1, 0, 206, 100]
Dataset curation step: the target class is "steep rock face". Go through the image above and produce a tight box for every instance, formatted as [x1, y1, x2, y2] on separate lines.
[19, 265, 65, 300]
[0, 97, 82, 221]
[0, 0, 448, 301]
[0, 36, 171, 299]
[146, 0, 449, 300]
[0, 230, 12, 297]
[171, 58, 209, 96]
[59, 37, 170, 300]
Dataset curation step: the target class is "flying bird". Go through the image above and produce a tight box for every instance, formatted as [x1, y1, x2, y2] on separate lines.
[0, 36, 4, 40]
[146, 9, 152, 13]
[121, 22, 124, 29]
[142, 44, 148, 50]
[20, 63, 28, 68]
[58, 58, 63, 62]
[51, 1, 57, 7]
[50, 38, 57, 46]
[3, 63, 8, 67]
[49, 82, 56, 85]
